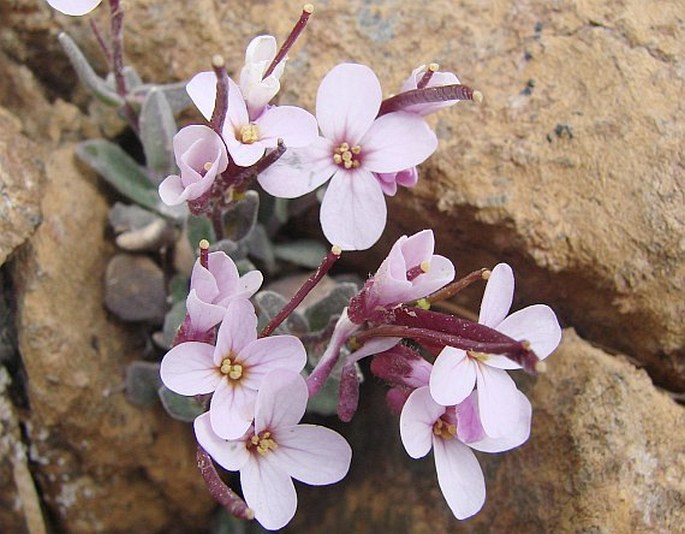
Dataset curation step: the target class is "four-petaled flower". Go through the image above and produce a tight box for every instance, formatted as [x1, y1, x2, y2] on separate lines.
[195, 370, 352, 531]
[239, 35, 286, 119]
[158, 125, 228, 206]
[161, 300, 307, 439]
[257, 63, 438, 250]
[429, 263, 561, 437]
[185, 250, 263, 335]
[400, 386, 531, 520]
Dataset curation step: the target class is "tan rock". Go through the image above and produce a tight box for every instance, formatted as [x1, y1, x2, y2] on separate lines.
[0, 107, 43, 266]
[288, 330, 685, 532]
[11, 144, 212, 532]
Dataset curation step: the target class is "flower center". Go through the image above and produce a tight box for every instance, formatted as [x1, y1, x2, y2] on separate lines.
[219, 357, 244, 380]
[240, 123, 260, 144]
[332, 142, 361, 169]
[432, 417, 457, 441]
[467, 351, 490, 363]
[247, 431, 278, 456]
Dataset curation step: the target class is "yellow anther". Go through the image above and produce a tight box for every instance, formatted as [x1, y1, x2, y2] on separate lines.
[351, 145, 361, 155]
[331, 244, 342, 256]
[420, 260, 431, 273]
[203, 161, 213, 172]
[199, 239, 210, 251]
[428, 62, 439, 72]
[211, 54, 225, 68]
[303, 3, 314, 14]
[482, 269, 491, 280]
[432, 418, 457, 440]
[416, 298, 431, 310]
[341, 151, 353, 162]
[220, 358, 233, 374]
[228, 364, 243, 380]
[249, 431, 278, 456]
[333, 154, 343, 164]
[339, 142, 349, 151]
[250, 435, 260, 446]
[536, 360, 548, 373]
[473, 90, 484, 104]
[240, 123, 260, 144]
[467, 351, 490, 363]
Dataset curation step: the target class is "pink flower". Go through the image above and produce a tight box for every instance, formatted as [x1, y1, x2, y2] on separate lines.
[429, 263, 561, 437]
[239, 35, 286, 120]
[400, 64, 462, 116]
[348, 229, 455, 323]
[400, 386, 531, 520]
[194, 370, 352, 530]
[186, 73, 317, 167]
[185, 251, 263, 335]
[376, 167, 418, 196]
[257, 63, 438, 250]
[46, 0, 101, 16]
[158, 125, 228, 206]
[160, 300, 307, 440]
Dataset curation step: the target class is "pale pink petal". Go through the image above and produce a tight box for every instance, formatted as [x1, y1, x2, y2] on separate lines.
[455, 391, 486, 444]
[468, 390, 532, 453]
[160, 342, 218, 395]
[223, 77, 250, 131]
[256, 106, 318, 148]
[433, 437, 486, 520]
[361, 112, 437, 173]
[316, 63, 382, 143]
[399, 386, 444, 459]
[400, 229, 435, 268]
[429, 348, 477, 406]
[475, 364, 519, 438]
[257, 137, 337, 199]
[186, 71, 218, 121]
[241, 454, 297, 531]
[239, 336, 307, 391]
[255, 370, 308, 433]
[237, 271, 264, 299]
[375, 174, 398, 196]
[496, 304, 562, 360]
[47, 0, 101, 16]
[212, 301, 259, 366]
[185, 289, 225, 334]
[401, 255, 456, 303]
[193, 413, 249, 471]
[245, 35, 277, 64]
[347, 337, 401, 364]
[396, 166, 419, 188]
[157, 175, 186, 206]
[206, 251, 239, 298]
[190, 260, 220, 302]
[223, 134, 266, 167]
[273, 424, 352, 485]
[320, 169, 386, 251]
[478, 263, 514, 327]
[210, 380, 255, 440]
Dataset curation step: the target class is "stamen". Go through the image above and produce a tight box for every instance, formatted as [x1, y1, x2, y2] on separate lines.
[203, 161, 213, 172]
[219, 357, 244, 380]
[240, 123, 260, 144]
[432, 418, 457, 440]
[199, 239, 210, 269]
[332, 142, 362, 169]
[417, 62, 439, 90]
[406, 262, 430, 281]
[247, 431, 279, 456]
[467, 350, 490, 362]
[263, 4, 314, 80]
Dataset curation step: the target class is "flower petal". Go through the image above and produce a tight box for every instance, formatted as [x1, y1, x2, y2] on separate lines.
[316, 63, 382, 143]
[47, 0, 102, 16]
[160, 342, 218, 395]
[273, 424, 352, 485]
[429, 348, 477, 406]
[186, 71, 217, 121]
[347, 337, 402, 364]
[193, 413, 249, 471]
[254, 371, 308, 433]
[257, 138, 337, 199]
[475, 364, 519, 438]
[212, 300, 259, 366]
[468, 389, 532, 453]
[257, 106, 318, 148]
[241, 453, 297, 531]
[399, 386, 444, 459]
[206, 252, 239, 299]
[496, 304, 562, 361]
[401, 255, 455, 303]
[361, 112, 437, 173]
[433, 437, 486, 520]
[239, 336, 307, 391]
[320, 169, 386, 251]
[478, 263, 514, 328]
[185, 289, 225, 335]
[210, 379, 256, 440]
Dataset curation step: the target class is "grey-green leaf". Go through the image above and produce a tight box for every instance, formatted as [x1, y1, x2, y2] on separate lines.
[274, 239, 328, 269]
[58, 32, 122, 106]
[305, 282, 359, 332]
[225, 190, 260, 242]
[140, 88, 178, 182]
[130, 81, 192, 114]
[158, 385, 205, 422]
[125, 361, 162, 407]
[187, 215, 216, 254]
[245, 224, 276, 273]
[76, 139, 160, 211]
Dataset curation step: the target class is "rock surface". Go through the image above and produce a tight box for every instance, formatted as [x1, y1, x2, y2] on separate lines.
[10, 144, 212, 532]
[0, 108, 43, 266]
[288, 330, 685, 532]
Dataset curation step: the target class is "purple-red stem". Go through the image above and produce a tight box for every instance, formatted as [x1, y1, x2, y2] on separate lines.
[263, 4, 313, 80]
[260, 246, 342, 337]
[210, 56, 229, 136]
[378, 84, 480, 116]
[196, 447, 254, 521]
[423, 268, 489, 305]
[108, 0, 139, 133]
[89, 18, 111, 64]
